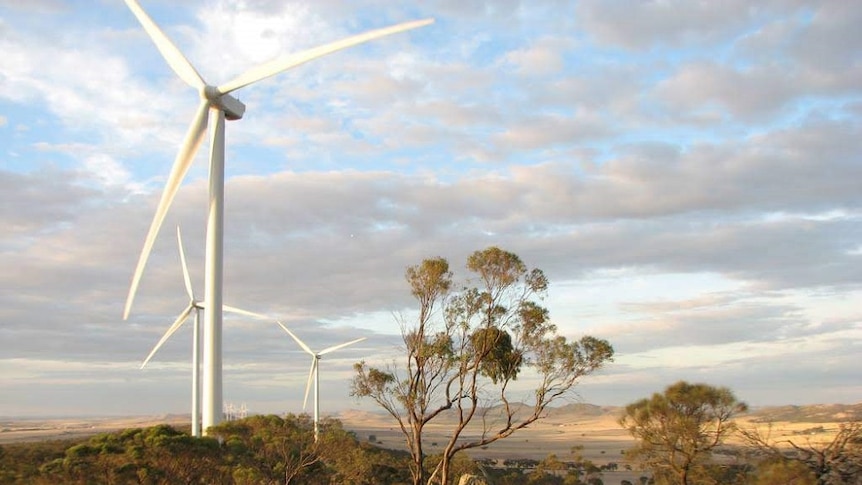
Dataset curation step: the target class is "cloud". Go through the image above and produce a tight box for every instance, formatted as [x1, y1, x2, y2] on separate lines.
[1, 0, 860, 416]
[576, 0, 773, 50]
[790, 3, 862, 70]
[494, 111, 614, 151]
[655, 62, 798, 119]
[502, 37, 571, 77]
[0, 0, 66, 14]
[0, 168, 97, 236]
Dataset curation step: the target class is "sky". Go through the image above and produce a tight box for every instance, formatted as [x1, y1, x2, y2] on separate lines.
[1, 0, 860, 418]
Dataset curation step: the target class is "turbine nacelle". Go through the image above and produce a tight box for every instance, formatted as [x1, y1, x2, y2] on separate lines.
[275, 319, 366, 441]
[202, 87, 245, 120]
[123, 0, 433, 320]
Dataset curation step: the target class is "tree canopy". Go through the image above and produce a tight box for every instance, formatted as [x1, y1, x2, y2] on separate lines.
[619, 381, 748, 485]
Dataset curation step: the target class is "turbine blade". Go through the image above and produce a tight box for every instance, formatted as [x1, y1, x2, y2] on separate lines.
[275, 321, 314, 356]
[124, 0, 205, 89]
[319, 337, 366, 356]
[217, 18, 434, 94]
[177, 226, 194, 300]
[124, 100, 209, 320]
[223, 305, 270, 320]
[302, 358, 316, 410]
[140, 304, 194, 369]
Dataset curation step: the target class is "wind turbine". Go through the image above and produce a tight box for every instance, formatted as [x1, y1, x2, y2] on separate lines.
[120, 0, 432, 433]
[140, 226, 269, 437]
[276, 321, 365, 441]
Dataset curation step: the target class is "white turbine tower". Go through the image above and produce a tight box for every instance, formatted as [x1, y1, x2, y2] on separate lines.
[139, 226, 268, 437]
[120, 0, 432, 434]
[276, 321, 365, 441]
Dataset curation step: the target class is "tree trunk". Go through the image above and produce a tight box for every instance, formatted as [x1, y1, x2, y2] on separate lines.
[411, 425, 425, 485]
[439, 452, 451, 485]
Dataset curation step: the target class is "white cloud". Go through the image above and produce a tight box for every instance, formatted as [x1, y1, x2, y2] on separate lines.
[576, 0, 769, 50]
[502, 37, 570, 77]
[82, 154, 141, 191]
[655, 62, 799, 119]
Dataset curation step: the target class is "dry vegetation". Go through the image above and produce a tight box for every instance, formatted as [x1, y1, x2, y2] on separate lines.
[3, 403, 859, 453]
[2, 402, 858, 484]
[731, 404, 862, 449]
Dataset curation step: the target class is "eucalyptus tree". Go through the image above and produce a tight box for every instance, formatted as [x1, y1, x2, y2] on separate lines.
[619, 381, 748, 485]
[352, 247, 614, 485]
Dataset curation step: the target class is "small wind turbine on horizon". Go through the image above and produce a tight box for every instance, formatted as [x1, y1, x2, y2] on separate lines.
[139, 226, 269, 437]
[119, 0, 433, 434]
[277, 321, 365, 441]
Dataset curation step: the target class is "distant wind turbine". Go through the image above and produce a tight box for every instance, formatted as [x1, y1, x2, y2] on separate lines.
[140, 226, 269, 437]
[276, 321, 365, 441]
[120, 0, 433, 433]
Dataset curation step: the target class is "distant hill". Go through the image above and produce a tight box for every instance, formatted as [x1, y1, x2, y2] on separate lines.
[545, 403, 619, 420]
[337, 402, 862, 428]
[744, 403, 862, 423]
[541, 402, 862, 425]
[336, 402, 624, 428]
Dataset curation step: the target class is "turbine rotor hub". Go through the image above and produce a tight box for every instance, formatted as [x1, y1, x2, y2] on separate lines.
[202, 86, 246, 121]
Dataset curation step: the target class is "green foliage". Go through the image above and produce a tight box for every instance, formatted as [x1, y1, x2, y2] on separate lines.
[467, 246, 527, 289]
[470, 326, 522, 383]
[406, 256, 452, 305]
[619, 381, 747, 485]
[210, 413, 322, 482]
[424, 451, 480, 482]
[527, 453, 567, 484]
[752, 459, 817, 485]
[3, 424, 226, 484]
[0, 415, 411, 484]
[0, 439, 70, 484]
